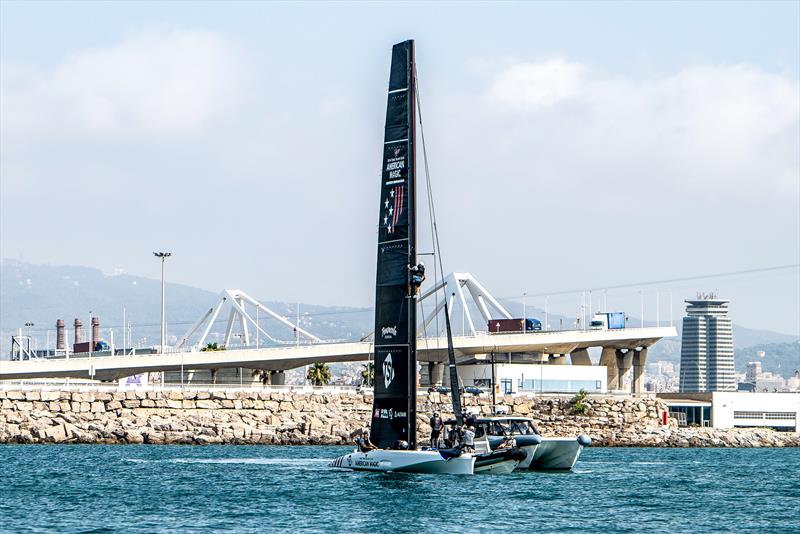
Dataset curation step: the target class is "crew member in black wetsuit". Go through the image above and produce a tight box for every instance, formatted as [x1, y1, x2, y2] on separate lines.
[355, 430, 376, 453]
[429, 412, 444, 448]
[409, 262, 426, 293]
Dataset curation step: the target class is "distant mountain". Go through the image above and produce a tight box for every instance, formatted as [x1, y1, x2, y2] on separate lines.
[0, 259, 371, 356]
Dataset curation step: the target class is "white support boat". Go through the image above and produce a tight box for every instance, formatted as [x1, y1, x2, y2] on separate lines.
[481, 417, 591, 471]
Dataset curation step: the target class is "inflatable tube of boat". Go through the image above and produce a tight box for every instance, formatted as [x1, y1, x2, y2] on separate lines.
[515, 435, 542, 447]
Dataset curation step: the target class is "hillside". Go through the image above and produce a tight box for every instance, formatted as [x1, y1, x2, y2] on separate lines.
[734, 342, 800, 376]
[0, 259, 371, 354]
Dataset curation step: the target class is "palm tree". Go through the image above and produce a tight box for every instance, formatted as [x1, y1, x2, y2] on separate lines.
[360, 362, 374, 387]
[307, 363, 332, 386]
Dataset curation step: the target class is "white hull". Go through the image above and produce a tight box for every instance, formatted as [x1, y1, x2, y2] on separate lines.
[516, 444, 539, 469]
[529, 438, 584, 470]
[329, 449, 475, 475]
[474, 459, 519, 475]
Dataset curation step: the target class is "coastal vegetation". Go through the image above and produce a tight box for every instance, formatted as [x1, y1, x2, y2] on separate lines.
[307, 363, 332, 386]
[360, 363, 374, 386]
[571, 389, 589, 415]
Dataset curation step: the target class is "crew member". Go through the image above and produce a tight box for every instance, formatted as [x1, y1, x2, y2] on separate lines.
[429, 411, 444, 448]
[409, 262, 426, 290]
[461, 425, 475, 452]
[448, 424, 463, 449]
[355, 430, 376, 453]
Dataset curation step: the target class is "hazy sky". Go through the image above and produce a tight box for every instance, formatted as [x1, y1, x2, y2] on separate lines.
[1, 1, 799, 334]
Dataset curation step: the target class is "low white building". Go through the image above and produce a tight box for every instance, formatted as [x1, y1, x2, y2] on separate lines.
[457, 363, 607, 395]
[661, 392, 800, 432]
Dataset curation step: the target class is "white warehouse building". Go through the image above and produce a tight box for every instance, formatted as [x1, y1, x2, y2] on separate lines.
[457, 363, 607, 395]
[660, 392, 800, 432]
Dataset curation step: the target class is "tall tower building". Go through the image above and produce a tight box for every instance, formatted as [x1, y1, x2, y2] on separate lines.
[679, 295, 736, 392]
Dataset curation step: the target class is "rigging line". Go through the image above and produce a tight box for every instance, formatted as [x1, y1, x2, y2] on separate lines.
[501, 264, 800, 300]
[415, 60, 463, 419]
[414, 63, 441, 351]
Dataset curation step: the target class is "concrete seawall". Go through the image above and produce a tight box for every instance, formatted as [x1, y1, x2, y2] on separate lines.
[1, 388, 798, 447]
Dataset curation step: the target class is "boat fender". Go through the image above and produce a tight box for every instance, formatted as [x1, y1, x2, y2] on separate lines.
[509, 447, 527, 462]
[515, 435, 542, 447]
[577, 435, 592, 447]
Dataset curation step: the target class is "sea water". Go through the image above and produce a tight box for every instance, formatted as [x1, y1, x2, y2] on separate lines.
[1, 445, 798, 533]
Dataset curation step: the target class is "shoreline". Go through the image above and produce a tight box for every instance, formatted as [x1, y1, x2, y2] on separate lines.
[2, 388, 798, 448]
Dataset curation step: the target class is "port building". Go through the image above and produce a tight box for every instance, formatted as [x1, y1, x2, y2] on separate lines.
[660, 392, 800, 432]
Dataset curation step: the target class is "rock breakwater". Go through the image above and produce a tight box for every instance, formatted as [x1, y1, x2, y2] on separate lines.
[1, 388, 797, 447]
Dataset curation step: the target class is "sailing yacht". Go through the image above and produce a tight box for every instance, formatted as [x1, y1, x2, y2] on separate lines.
[329, 40, 474, 475]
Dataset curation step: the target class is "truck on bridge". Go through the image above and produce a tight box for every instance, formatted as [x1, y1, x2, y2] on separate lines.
[487, 318, 542, 333]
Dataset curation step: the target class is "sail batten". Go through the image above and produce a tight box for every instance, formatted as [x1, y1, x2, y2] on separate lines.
[370, 40, 417, 450]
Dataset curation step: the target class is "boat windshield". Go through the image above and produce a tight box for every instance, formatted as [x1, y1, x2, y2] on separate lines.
[507, 420, 536, 435]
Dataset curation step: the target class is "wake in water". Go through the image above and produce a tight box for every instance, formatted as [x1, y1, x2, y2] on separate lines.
[125, 458, 329, 466]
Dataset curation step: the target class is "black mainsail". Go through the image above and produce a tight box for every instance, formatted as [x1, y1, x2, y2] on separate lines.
[370, 40, 417, 450]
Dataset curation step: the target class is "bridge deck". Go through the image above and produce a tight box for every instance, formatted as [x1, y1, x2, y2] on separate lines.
[0, 327, 676, 381]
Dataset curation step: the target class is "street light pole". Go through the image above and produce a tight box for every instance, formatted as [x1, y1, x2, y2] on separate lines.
[153, 252, 172, 354]
[522, 292, 527, 322]
[24, 322, 34, 356]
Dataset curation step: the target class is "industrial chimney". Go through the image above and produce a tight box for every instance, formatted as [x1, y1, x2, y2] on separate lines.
[91, 316, 100, 347]
[56, 319, 66, 350]
[74, 318, 83, 343]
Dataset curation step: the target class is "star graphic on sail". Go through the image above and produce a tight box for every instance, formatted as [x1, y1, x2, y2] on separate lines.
[384, 184, 405, 235]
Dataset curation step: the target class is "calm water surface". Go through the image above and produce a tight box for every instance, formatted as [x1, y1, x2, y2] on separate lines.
[1, 445, 798, 533]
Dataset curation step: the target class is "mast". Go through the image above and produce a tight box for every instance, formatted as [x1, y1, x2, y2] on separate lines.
[370, 40, 418, 450]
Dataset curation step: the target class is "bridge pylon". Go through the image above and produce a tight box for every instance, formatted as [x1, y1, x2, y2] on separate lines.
[175, 289, 321, 351]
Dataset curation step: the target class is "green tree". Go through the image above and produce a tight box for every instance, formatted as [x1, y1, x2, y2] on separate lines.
[571, 388, 589, 415]
[307, 363, 332, 386]
[360, 362, 375, 387]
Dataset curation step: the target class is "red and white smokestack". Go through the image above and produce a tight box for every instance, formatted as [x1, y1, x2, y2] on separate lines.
[56, 319, 66, 350]
[91, 316, 100, 347]
[74, 318, 83, 343]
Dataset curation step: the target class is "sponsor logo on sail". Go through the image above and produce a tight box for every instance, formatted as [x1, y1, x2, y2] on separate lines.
[383, 353, 395, 389]
[381, 326, 398, 339]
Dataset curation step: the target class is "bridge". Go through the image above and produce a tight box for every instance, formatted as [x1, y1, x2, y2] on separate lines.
[1, 272, 677, 391]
